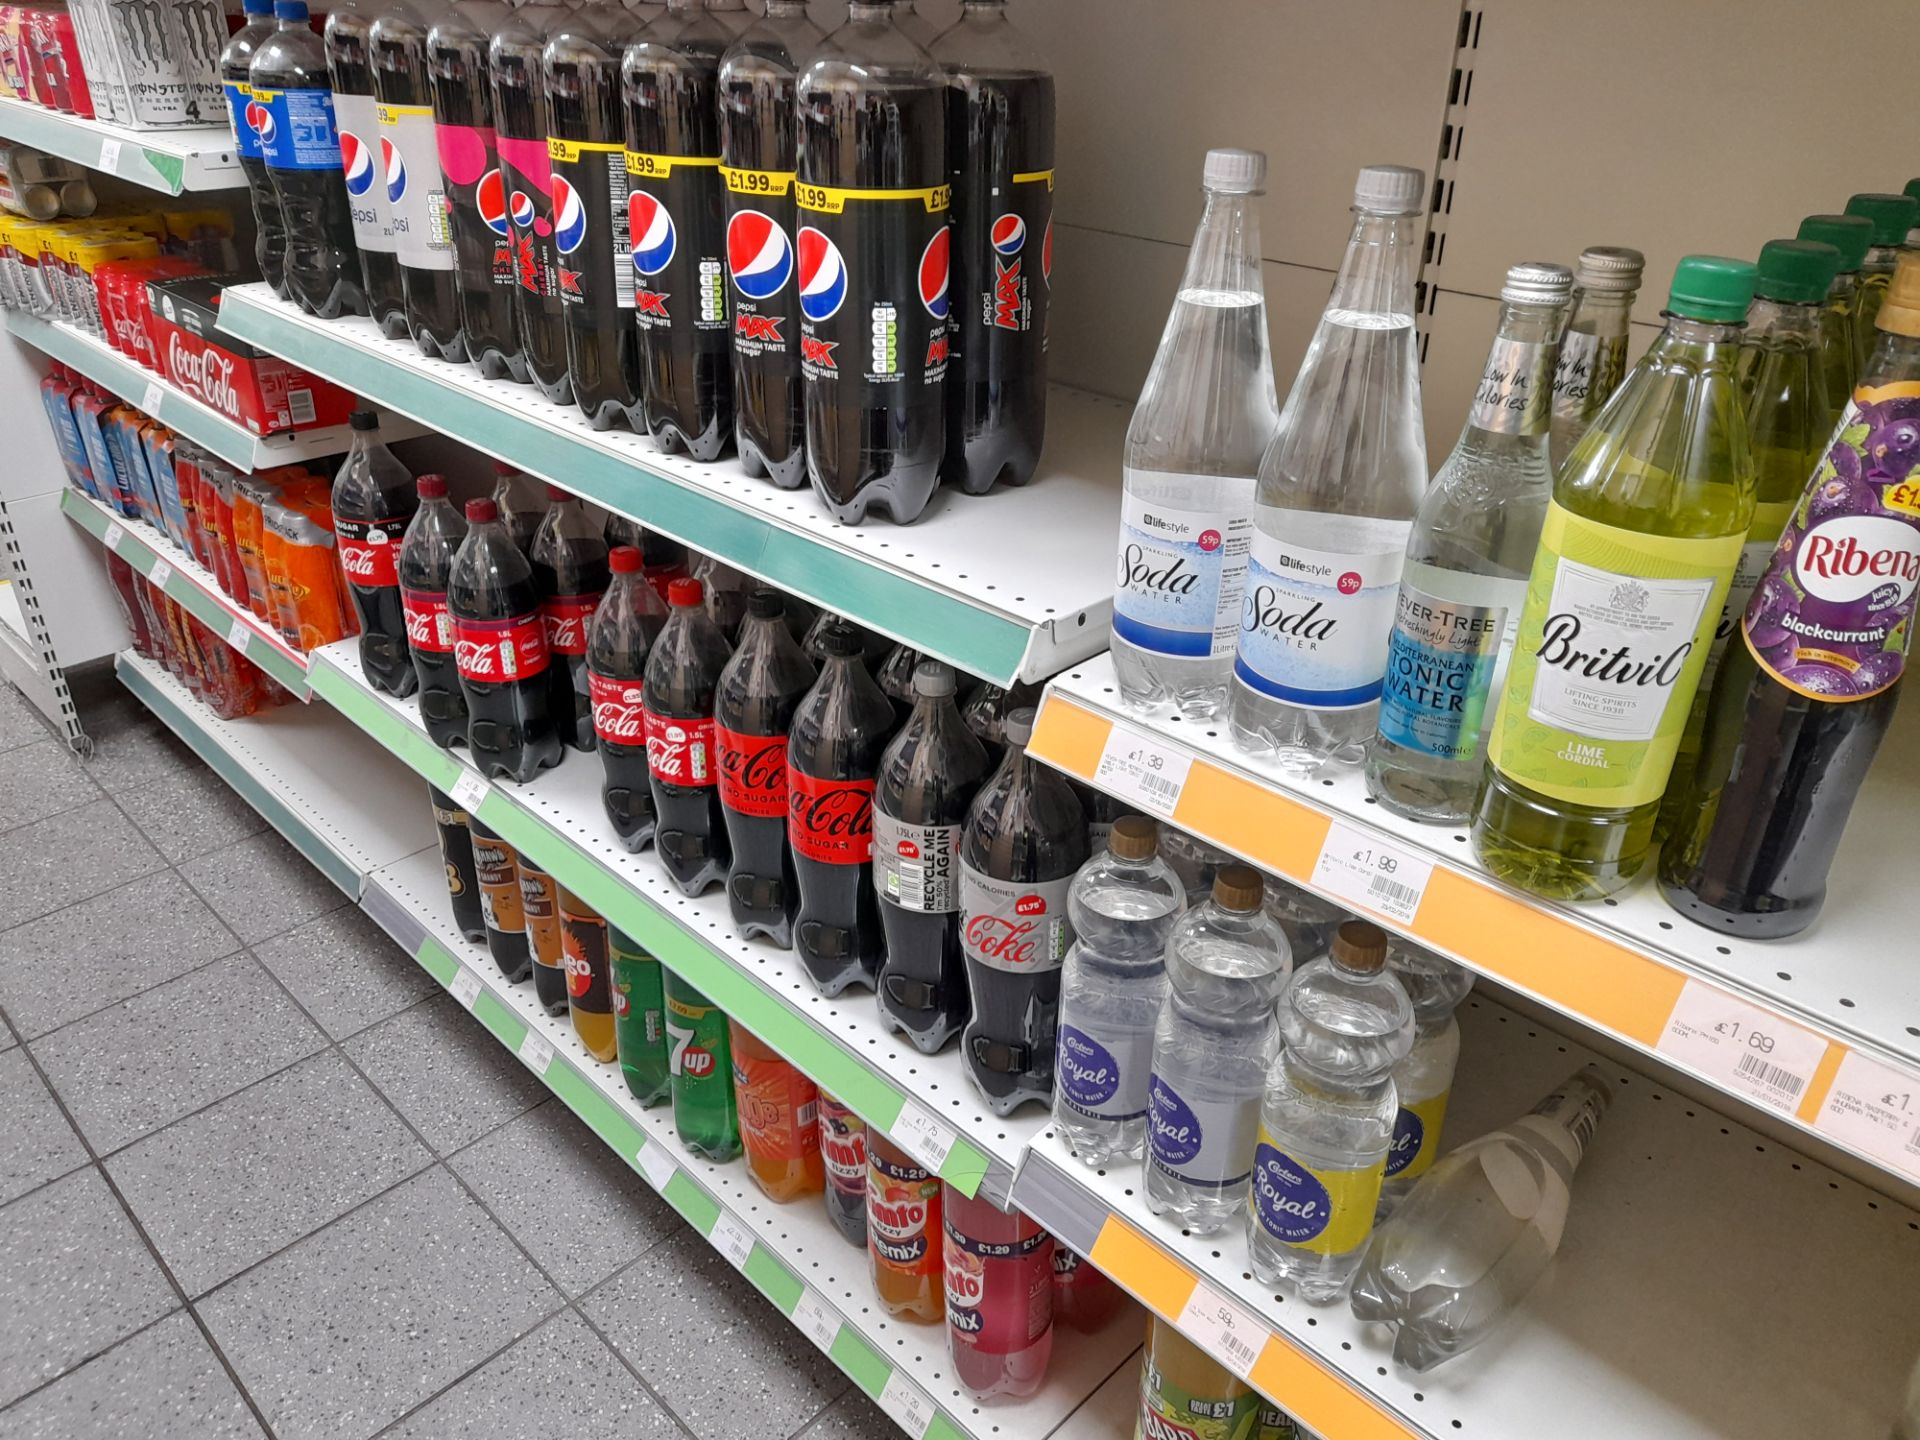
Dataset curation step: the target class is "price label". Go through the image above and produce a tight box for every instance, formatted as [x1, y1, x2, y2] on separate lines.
[1816, 1050, 1920, 1182]
[1311, 821, 1434, 925]
[1176, 1285, 1264, 1381]
[1657, 979, 1827, 1116]
[791, 1289, 840, 1353]
[635, 1141, 677, 1193]
[226, 618, 252, 655]
[891, 1100, 954, 1173]
[148, 559, 172, 590]
[140, 379, 165, 417]
[97, 138, 122, 174]
[103, 522, 124, 553]
[450, 967, 482, 1010]
[450, 769, 488, 814]
[709, 1213, 754, 1272]
[518, 1029, 554, 1075]
[1093, 722, 1192, 818]
[877, 1371, 934, 1439]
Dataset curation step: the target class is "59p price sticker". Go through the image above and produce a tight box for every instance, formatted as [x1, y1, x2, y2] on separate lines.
[1176, 1285, 1263, 1380]
[1093, 722, 1192, 818]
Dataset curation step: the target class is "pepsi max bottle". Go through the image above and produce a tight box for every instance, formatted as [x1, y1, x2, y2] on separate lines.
[931, 1, 1053, 494]
[796, 2, 948, 524]
[491, 0, 575, 403]
[324, 0, 406, 333]
[372, 0, 465, 361]
[220, 0, 287, 296]
[619, 0, 750, 457]
[718, 0, 819, 488]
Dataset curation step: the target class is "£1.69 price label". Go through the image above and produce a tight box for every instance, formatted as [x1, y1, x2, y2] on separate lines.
[1311, 821, 1434, 926]
[1657, 979, 1828, 1116]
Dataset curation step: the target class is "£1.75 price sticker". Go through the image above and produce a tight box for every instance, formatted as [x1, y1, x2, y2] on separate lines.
[1093, 722, 1193, 819]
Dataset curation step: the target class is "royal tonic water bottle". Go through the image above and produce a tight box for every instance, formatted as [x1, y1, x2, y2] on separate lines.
[1548, 246, 1643, 466]
[1110, 148, 1278, 719]
[1379, 942, 1471, 1216]
[1230, 164, 1428, 772]
[1797, 214, 1873, 429]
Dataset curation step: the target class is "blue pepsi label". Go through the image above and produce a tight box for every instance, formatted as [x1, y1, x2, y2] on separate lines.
[1377, 577, 1509, 761]
[1112, 484, 1253, 660]
[1057, 1022, 1149, 1122]
[223, 80, 262, 162]
[1146, 1071, 1256, 1188]
[1234, 516, 1407, 708]
[252, 86, 342, 172]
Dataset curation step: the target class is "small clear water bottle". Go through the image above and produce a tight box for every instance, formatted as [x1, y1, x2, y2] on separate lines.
[1144, 866, 1291, 1235]
[1055, 816, 1187, 1166]
[1379, 942, 1473, 1216]
[1547, 247, 1645, 466]
[1248, 920, 1413, 1302]
[1111, 148, 1280, 719]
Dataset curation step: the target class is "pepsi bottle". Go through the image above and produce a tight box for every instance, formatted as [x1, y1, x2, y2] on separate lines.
[931, 0, 1053, 493]
[490, 0, 575, 403]
[332, 410, 417, 696]
[449, 497, 566, 782]
[254, 0, 368, 320]
[715, 588, 815, 944]
[372, 0, 465, 361]
[398, 472, 469, 747]
[645, 577, 733, 894]
[587, 545, 668, 849]
[324, 0, 406, 333]
[718, 0, 818, 487]
[220, 0, 287, 296]
[429, 0, 527, 381]
[796, 2, 948, 524]
[531, 485, 610, 752]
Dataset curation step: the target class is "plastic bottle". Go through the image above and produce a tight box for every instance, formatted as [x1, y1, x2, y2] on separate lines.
[446, 497, 564, 779]
[730, 1021, 823, 1201]
[645, 576, 733, 894]
[944, 1184, 1053, 1399]
[531, 485, 610, 752]
[1051, 1247, 1125, 1334]
[490, 0, 574, 402]
[665, 971, 739, 1159]
[959, 677, 1040, 761]
[611, 925, 669, 1103]
[332, 410, 418, 697]
[560, 884, 617, 1061]
[1844, 192, 1919, 342]
[325, 0, 406, 332]
[1230, 164, 1428, 772]
[1144, 866, 1290, 1236]
[430, 786, 486, 941]
[1797, 213, 1875, 431]
[520, 858, 569, 1014]
[493, 462, 546, 556]
[397, 472, 468, 747]
[220, 0, 287, 296]
[819, 1092, 868, 1246]
[469, 815, 532, 980]
[867, 1130, 942, 1322]
[1110, 148, 1277, 719]
[1135, 1315, 1261, 1440]
[874, 642, 920, 725]
[586, 545, 669, 849]
[694, 554, 753, 640]
[1054, 814, 1185, 1166]
[372, 0, 464, 359]
[1547, 246, 1644, 466]
[1379, 943, 1471, 1215]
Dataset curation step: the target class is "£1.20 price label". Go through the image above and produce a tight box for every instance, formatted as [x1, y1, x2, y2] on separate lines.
[878, 1372, 934, 1439]
[1093, 722, 1193, 819]
[1311, 822, 1434, 926]
[1657, 979, 1827, 1117]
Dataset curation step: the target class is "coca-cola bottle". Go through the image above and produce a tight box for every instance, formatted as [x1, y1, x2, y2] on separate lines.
[875, 642, 919, 724]
[694, 553, 753, 640]
[397, 472, 469, 747]
[604, 515, 690, 604]
[961, 678, 1040, 761]
[493, 462, 545, 556]
[531, 485, 610, 751]
[449, 497, 566, 782]
[875, 660, 992, 1052]
[586, 545, 668, 849]
[959, 706, 1087, 1114]
[788, 620, 895, 995]
[333, 409, 418, 696]
[802, 610, 894, 671]
[644, 577, 733, 895]
[715, 588, 816, 944]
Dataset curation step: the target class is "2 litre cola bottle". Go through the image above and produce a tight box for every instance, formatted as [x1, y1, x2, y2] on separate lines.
[959, 706, 1087, 1114]
[332, 410, 418, 696]
[796, 1, 948, 523]
[718, 0, 819, 487]
[221, 0, 287, 295]
[715, 589, 815, 943]
[531, 486, 610, 751]
[397, 473, 468, 746]
[449, 497, 566, 781]
[372, 0, 464, 359]
[644, 577, 733, 894]
[586, 545, 668, 848]
[788, 621, 895, 994]
[491, 0, 574, 402]
[325, 0, 406, 334]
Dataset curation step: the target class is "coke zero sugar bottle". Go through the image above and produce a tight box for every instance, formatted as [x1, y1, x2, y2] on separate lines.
[470, 814, 533, 980]
[333, 410, 418, 697]
[715, 588, 815, 944]
[371, 0, 465, 360]
[430, 785, 486, 940]
[398, 473, 468, 747]
[960, 678, 1040, 761]
[449, 497, 565, 781]
[490, 0, 574, 403]
[959, 706, 1087, 1114]
[875, 642, 919, 725]
[694, 554, 752, 640]
[493, 462, 545, 556]
[644, 577, 733, 895]
[819, 1091, 868, 1246]
[943, 1183, 1054, 1399]
[802, 610, 893, 671]
[324, 0, 406, 333]
[875, 660, 992, 1052]
[788, 620, 894, 995]
[531, 486, 610, 752]
[586, 545, 668, 849]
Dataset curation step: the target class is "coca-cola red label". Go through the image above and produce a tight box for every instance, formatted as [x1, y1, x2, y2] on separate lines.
[165, 328, 244, 420]
[453, 611, 550, 683]
[335, 516, 409, 590]
[401, 588, 454, 654]
[590, 670, 645, 746]
[787, 769, 874, 865]
[716, 723, 787, 820]
[960, 865, 1073, 974]
[645, 710, 717, 786]
[541, 593, 599, 656]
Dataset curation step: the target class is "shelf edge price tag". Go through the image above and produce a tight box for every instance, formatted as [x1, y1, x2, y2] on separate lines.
[1656, 979, 1827, 1116]
[97, 138, 121, 174]
[878, 1370, 935, 1439]
[1176, 1284, 1264, 1381]
[891, 1099, 955, 1173]
[1815, 1050, 1920, 1182]
[710, 1212, 754, 1272]
[103, 522, 124, 553]
[1311, 820, 1433, 926]
[140, 379, 165, 416]
[517, 1029, 554, 1076]
[1092, 721, 1193, 818]
[635, 1140, 677, 1193]
[449, 967, 482, 1011]
[226, 617, 251, 655]
[147, 558, 172, 590]
[450, 769, 488, 814]
[792, 1288, 840, 1353]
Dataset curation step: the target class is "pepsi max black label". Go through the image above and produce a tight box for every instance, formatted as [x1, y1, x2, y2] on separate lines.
[795, 183, 950, 390]
[437, 124, 514, 291]
[978, 172, 1050, 337]
[548, 137, 633, 310]
[334, 92, 397, 255]
[376, 102, 453, 271]
[624, 152, 727, 336]
[224, 81, 262, 162]
[499, 136, 559, 298]
[251, 85, 342, 171]
[723, 168, 794, 363]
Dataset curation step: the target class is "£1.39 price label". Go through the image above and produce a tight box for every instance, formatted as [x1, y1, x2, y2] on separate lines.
[1093, 722, 1192, 818]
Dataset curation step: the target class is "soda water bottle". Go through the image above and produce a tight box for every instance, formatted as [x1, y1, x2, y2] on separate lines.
[1472, 257, 1757, 900]
[1547, 247, 1644, 466]
[521, 859, 568, 1014]
[560, 886, 617, 1062]
[1379, 943, 1471, 1215]
[943, 1184, 1053, 1399]
[818, 1092, 868, 1246]
[1143, 867, 1290, 1236]
[1248, 920, 1413, 1301]
[429, 786, 485, 940]
[220, 0, 286, 295]
[1229, 164, 1428, 772]
[1843, 192, 1918, 342]
[1110, 148, 1278, 719]
[611, 925, 668, 1103]
[1365, 262, 1574, 824]
[730, 1022, 822, 1202]
[1797, 213, 1874, 429]
[333, 410, 418, 697]
[665, 971, 739, 1159]
[1054, 815, 1185, 1166]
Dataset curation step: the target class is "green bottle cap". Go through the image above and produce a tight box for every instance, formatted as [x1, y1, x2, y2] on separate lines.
[1797, 213, 1873, 273]
[1754, 239, 1842, 305]
[1906, 178, 1920, 203]
[1843, 192, 1919, 246]
[1666, 255, 1757, 324]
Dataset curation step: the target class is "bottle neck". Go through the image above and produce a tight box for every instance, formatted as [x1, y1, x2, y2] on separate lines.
[1825, 271, 1860, 305]
[1744, 295, 1823, 347]
[1324, 207, 1419, 321]
[1650, 312, 1745, 363]
[1459, 296, 1569, 444]
[1863, 327, 1920, 390]
[1180, 188, 1265, 299]
[1568, 287, 1636, 337]
[1524, 1067, 1610, 1174]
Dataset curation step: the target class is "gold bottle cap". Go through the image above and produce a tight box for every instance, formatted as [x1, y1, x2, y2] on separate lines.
[1211, 865, 1264, 912]
[1331, 920, 1389, 973]
[1108, 814, 1158, 861]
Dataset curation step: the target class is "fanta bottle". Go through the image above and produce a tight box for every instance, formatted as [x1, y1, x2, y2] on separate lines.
[867, 1132, 942, 1322]
[819, 1092, 868, 1247]
[944, 1184, 1053, 1399]
[729, 1023, 823, 1202]
[559, 885, 617, 1062]
[665, 972, 739, 1160]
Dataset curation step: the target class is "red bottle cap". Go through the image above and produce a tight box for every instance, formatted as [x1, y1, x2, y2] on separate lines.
[667, 577, 704, 607]
[545, 483, 569, 502]
[417, 474, 447, 499]
[609, 545, 642, 574]
[465, 498, 498, 523]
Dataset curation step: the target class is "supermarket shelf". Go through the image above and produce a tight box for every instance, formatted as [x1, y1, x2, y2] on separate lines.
[0, 577, 63, 727]
[1030, 653, 1920, 1190]
[6, 310, 424, 470]
[0, 96, 242, 195]
[1011, 994, 1920, 1440]
[308, 639, 1052, 1203]
[63, 487, 311, 696]
[218, 282, 1121, 687]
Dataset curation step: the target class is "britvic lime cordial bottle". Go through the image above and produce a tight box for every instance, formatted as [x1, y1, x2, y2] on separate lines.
[1471, 256, 1757, 900]
[1797, 213, 1874, 429]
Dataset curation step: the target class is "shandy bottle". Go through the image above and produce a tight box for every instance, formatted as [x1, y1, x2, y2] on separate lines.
[611, 926, 668, 1105]
[665, 972, 739, 1160]
[1136, 1315, 1260, 1439]
[729, 1022, 822, 1201]
[559, 885, 617, 1062]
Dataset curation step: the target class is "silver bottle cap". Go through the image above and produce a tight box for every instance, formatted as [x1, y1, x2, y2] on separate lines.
[1003, 706, 1037, 746]
[911, 661, 955, 699]
[1502, 260, 1574, 306]
[1353, 164, 1425, 215]
[1203, 148, 1267, 196]
[1574, 245, 1646, 294]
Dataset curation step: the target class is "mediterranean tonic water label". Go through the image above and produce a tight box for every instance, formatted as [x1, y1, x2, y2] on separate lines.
[1489, 501, 1739, 808]
[1250, 1135, 1385, 1255]
[1146, 1071, 1256, 1189]
[1377, 564, 1524, 761]
[1111, 481, 1254, 660]
[1235, 512, 1408, 708]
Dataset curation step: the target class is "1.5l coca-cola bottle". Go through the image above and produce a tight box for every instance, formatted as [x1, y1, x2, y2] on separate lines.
[531, 485, 610, 751]
[333, 409, 418, 695]
[586, 545, 668, 848]
[876, 642, 920, 725]
[644, 577, 732, 894]
[959, 706, 1087, 1114]
[397, 472, 468, 747]
[449, 497, 566, 781]
[715, 588, 815, 944]
[875, 660, 992, 1052]
[788, 620, 895, 995]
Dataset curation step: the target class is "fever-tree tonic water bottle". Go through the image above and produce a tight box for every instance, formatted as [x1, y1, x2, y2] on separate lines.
[1111, 148, 1279, 719]
[1547, 246, 1644, 466]
[1230, 165, 1428, 772]
[1471, 256, 1758, 900]
[1797, 213, 1874, 429]
[1366, 262, 1573, 824]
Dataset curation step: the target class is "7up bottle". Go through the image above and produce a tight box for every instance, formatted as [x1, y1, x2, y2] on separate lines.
[611, 925, 668, 1105]
[665, 971, 739, 1160]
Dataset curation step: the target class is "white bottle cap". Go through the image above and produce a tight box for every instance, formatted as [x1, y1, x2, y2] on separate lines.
[1353, 164, 1425, 216]
[1203, 147, 1267, 196]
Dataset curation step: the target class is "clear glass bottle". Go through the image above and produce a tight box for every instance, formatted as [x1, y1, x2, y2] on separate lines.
[1378, 942, 1472, 1216]
[1366, 262, 1574, 824]
[1111, 148, 1279, 720]
[1471, 256, 1757, 900]
[1229, 164, 1428, 773]
[1547, 246, 1644, 467]
[1797, 213, 1874, 430]
[1843, 192, 1919, 343]
[1248, 921, 1413, 1302]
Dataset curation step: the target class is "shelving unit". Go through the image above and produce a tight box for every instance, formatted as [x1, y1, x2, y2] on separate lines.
[0, 96, 243, 195]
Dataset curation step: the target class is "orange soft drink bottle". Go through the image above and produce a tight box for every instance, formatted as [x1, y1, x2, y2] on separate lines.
[867, 1131, 943, 1322]
[728, 1022, 823, 1202]
[559, 885, 617, 1062]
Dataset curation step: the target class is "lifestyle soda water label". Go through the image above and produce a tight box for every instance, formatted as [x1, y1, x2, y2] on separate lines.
[1112, 484, 1255, 661]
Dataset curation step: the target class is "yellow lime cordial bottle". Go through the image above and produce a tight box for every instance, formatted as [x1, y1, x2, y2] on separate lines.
[1472, 255, 1757, 900]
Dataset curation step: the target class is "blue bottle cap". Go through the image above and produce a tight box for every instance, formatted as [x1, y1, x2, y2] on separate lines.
[274, 0, 309, 21]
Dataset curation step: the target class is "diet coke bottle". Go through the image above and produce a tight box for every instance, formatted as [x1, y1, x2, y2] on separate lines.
[787, 619, 894, 995]
[397, 473, 468, 748]
[644, 577, 733, 896]
[959, 706, 1087, 1114]
[531, 485, 610, 751]
[449, 498, 566, 782]
[333, 410, 418, 696]
[715, 589, 816, 945]
[585, 545, 668, 849]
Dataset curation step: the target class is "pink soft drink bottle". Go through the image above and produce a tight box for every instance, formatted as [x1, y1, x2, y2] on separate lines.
[943, 1183, 1054, 1398]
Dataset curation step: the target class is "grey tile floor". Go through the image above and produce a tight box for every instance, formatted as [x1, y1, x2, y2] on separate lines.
[0, 668, 894, 1440]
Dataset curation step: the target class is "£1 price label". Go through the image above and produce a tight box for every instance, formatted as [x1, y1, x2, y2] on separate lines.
[1176, 1285, 1263, 1380]
[791, 1289, 840, 1353]
[709, 1213, 753, 1272]
[1093, 722, 1193, 819]
[891, 1100, 955, 1172]
[1816, 1050, 1920, 1182]
[1657, 979, 1828, 1117]
[1311, 821, 1433, 926]
[450, 967, 482, 1010]
[878, 1371, 934, 1439]
[635, 1141, 677, 1193]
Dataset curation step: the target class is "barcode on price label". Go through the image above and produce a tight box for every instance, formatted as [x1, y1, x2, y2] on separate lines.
[148, 559, 172, 590]
[878, 1371, 934, 1438]
[1816, 1050, 1920, 1182]
[518, 1030, 554, 1075]
[1657, 979, 1827, 1116]
[1310, 821, 1434, 925]
[635, 1141, 677, 1192]
[98, 138, 122, 173]
[450, 770, 488, 814]
[792, 1289, 841, 1353]
[1734, 1052, 1805, 1099]
[140, 379, 165, 416]
[891, 1100, 955, 1172]
[226, 618, 251, 654]
[1093, 723, 1192, 818]
[1176, 1285, 1263, 1380]
[450, 968, 482, 1010]
[710, 1213, 753, 1271]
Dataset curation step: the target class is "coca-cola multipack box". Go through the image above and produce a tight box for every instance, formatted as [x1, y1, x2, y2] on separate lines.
[145, 275, 356, 436]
